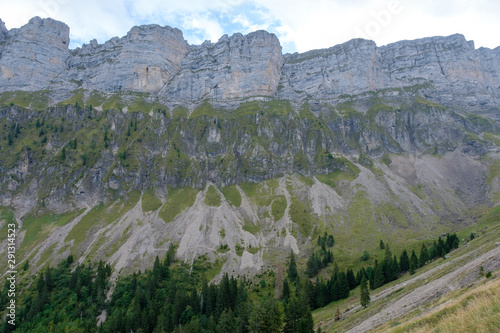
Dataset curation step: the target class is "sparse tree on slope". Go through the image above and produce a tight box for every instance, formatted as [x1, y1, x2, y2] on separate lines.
[360, 276, 370, 308]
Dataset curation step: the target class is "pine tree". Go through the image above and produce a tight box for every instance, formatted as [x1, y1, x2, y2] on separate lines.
[306, 253, 319, 278]
[297, 305, 314, 333]
[249, 298, 283, 333]
[321, 232, 327, 251]
[410, 250, 419, 269]
[327, 235, 334, 247]
[368, 266, 375, 290]
[331, 278, 341, 302]
[346, 269, 357, 289]
[282, 278, 290, 304]
[372, 260, 384, 289]
[419, 244, 429, 267]
[287, 251, 298, 281]
[409, 261, 416, 275]
[217, 309, 236, 333]
[429, 240, 437, 259]
[284, 296, 313, 333]
[399, 249, 410, 273]
[360, 276, 370, 308]
[437, 237, 445, 257]
[391, 255, 400, 280]
[380, 240, 385, 250]
[383, 245, 393, 283]
[316, 279, 328, 307]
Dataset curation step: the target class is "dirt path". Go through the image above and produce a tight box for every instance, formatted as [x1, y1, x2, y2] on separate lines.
[344, 244, 500, 333]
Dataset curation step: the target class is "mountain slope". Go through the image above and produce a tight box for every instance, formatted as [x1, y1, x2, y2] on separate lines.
[0, 16, 499, 289]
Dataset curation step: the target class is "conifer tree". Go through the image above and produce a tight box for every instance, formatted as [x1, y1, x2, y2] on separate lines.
[369, 266, 375, 290]
[287, 251, 298, 281]
[306, 253, 319, 278]
[339, 272, 350, 299]
[346, 269, 357, 289]
[282, 278, 290, 304]
[399, 249, 410, 273]
[419, 244, 429, 267]
[218, 309, 237, 333]
[410, 250, 419, 269]
[437, 237, 445, 257]
[389, 254, 399, 281]
[360, 276, 370, 308]
[383, 245, 393, 283]
[284, 296, 313, 333]
[372, 260, 384, 289]
[409, 261, 416, 275]
[249, 298, 283, 333]
[331, 279, 341, 302]
[327, 235, 334, 247]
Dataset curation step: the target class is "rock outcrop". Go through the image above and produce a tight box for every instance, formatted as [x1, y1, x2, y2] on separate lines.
[278, 34, 500, 114]
[0, 17, 70, 91]
[0, 19, 7, 40]
[0, 17, 499, 117]
[66, 24, 190, 94]
[162, 31, 283, 103]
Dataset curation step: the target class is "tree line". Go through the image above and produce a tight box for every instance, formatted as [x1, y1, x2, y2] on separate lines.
[1, 233, 460, 332]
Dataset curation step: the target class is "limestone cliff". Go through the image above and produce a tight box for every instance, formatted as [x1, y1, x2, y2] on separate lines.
[66, 24, 190, 94]
[278, 35, 500, 118]
[1, 17, 499, 120]
[0, 17, 70, 91]
[161, 31, 283, 103]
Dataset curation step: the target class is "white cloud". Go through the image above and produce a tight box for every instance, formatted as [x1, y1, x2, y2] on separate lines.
[182, 14, 224, 43]
[252, 0, 500, 51]
[232, 14, 269, 33]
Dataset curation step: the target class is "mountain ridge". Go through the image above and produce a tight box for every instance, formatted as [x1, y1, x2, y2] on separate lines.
[1, 17, 500, 121]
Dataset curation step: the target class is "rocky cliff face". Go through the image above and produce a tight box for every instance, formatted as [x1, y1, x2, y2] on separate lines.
[66, 24, 190, 94]
[162, 31, 283, 103]
[0, 17, 70, 91]
[1, 17, 499, 119]
[278, 34, 500, 116]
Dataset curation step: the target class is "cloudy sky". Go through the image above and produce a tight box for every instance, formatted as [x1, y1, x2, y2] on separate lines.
[2, 0, 499, 53]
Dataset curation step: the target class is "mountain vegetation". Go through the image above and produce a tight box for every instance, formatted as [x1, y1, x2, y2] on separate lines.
[0, 16, 500, 332]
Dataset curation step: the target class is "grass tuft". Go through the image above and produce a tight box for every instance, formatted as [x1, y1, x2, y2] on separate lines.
[159, 187, 199, 223]
[221, 185, 242, 207]
[204, 185, 222, 207]
[141, 190, 162, 212]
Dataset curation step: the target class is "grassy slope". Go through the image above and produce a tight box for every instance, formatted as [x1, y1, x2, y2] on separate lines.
[312, 204, 500, 332]
[386, 276, 500, 333]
